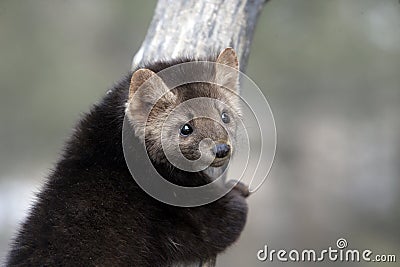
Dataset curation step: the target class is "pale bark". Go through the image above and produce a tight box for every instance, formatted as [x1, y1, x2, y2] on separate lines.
[132, 0, 266, 72]
[131, 0, 266, 266]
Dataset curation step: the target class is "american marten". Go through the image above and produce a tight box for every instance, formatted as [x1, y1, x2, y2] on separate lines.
[6, 48, 249, 266]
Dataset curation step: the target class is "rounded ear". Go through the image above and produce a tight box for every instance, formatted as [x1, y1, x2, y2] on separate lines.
[127, 68, 176, 139]
[215, 48, 239, 92]
[216, 47, 239, 70]
[129, 68, 156, 100]
[129, 68, 176, 105]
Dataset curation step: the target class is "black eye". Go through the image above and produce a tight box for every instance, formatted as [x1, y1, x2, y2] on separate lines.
[180, 124, 193, 136]
[221, 112, 230, 123]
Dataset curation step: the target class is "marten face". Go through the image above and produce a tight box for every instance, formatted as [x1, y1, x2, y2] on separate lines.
[178, 113, 233, 167]
[156, 83, 239, 168]
[126, 48, 240, 170]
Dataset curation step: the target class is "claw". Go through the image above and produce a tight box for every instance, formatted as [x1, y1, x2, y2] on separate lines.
[226, 180, 250, 198]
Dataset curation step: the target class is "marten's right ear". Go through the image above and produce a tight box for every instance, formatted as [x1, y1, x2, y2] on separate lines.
[128, 68, 176, 105]
[127, 69, 176, 138]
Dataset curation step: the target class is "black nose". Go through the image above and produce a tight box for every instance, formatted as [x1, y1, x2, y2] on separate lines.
[213, 144, 231, 158]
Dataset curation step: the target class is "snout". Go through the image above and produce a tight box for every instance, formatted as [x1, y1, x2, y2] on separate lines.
[213, 143, 231, 159]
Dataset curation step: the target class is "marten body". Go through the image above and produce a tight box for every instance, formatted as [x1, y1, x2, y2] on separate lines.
[7, 49, 248, 266]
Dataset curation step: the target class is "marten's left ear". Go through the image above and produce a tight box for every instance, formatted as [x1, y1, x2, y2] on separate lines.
[215, 48, 239, 92]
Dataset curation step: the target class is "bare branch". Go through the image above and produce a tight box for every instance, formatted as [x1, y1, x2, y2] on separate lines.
[132, 0, 266, 72]
[131, 1, 266, 266]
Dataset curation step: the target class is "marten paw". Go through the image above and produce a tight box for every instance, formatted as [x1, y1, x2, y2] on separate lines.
[226, 180, 250, 198]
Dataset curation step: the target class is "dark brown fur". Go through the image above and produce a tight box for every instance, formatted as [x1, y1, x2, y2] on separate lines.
[6, 49, 248, 266]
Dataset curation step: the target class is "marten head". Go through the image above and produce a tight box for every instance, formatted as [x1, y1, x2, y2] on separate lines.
[126, 48, 241, 170]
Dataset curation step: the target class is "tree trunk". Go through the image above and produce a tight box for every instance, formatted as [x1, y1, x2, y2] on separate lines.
[131, 0, 266, 266]
[132, 0, 266, 72]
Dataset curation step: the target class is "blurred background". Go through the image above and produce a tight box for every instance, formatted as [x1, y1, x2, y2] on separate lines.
[0, 0, 399, 266]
